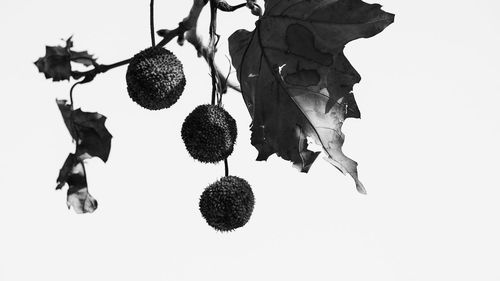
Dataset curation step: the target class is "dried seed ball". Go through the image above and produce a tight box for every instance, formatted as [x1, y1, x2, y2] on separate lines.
[126, 47, 186, 110]
[199, 176, 255, 232]
[181, 104, 237, 163]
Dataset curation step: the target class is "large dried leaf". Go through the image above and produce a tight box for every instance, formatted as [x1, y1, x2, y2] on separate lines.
[56, 99, 112, 162]
[55, 99, 110, 213]
[35, 37, 96, 81]
[55, 153, 98, 214]
[229, 0, 394, 193]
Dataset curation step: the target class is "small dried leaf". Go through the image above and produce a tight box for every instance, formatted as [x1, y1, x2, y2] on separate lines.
[56, 99, 113, 162]
[35, 37, 97, 81]
[56, 99, 77, 138]
[66, 162, 97, 214]
[56, 153, 79, 190]
[67, 188, 98, 214]
[35, 45, 71, 81]
[55, 154, 97, 214]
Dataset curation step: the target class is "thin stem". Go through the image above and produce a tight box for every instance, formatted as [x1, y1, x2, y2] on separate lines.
[209, 0, 218, 105]
[181, 32, 241, 94]
[208, 0, 231, 178]
[69, 81, 83, 154]
[102, 58, 132, 70]
[71, 58, 131, 81]
[156, 27, 182, 48]
[69, 81, 83, 109]
[150, 0, 156, 46]
[216, 1, 247, 12]
[70, 28, 181, 82]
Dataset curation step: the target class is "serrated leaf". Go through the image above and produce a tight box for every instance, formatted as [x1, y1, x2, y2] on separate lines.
[70, 50, 96, 66]
[35, 45, 71, 81]
[35, 37, 97, 81]
[66, 36, 97, 66]
[229, 0, 394, 193]
[56, 99, 112, 162]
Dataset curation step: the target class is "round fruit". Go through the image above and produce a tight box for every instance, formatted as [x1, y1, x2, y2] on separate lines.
[181, 104, 237, 163]
[126, 47, 186, 110]
[199, 176, 255, 231]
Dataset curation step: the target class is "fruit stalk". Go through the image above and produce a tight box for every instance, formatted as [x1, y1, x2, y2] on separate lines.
[208, 0, 219, 105]
[71, 58, 132, 82]
[68, 82, 83, 155]
[69, 81, 83, 109]
[208, 0, 231, 178]
[150, 0, 156, 47]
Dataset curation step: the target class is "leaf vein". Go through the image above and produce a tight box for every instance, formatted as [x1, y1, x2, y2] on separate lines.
[257, 21, 333, 160]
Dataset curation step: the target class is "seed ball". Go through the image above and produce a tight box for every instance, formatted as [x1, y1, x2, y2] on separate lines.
[181, 104, 237, 163]
[199, 176, 255, 232]
[126, 47, 186, 110]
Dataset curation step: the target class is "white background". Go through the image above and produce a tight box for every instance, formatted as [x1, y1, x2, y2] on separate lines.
[1, 0, 499, 280]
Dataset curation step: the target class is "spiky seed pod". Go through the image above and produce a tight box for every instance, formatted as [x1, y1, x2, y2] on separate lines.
[181, 104, 237, 163]
[126, 47, 186, 110]
[199, 176, 255, 232]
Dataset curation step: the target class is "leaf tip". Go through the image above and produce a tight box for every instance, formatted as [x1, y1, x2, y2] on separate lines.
[356, 184, 367, 195]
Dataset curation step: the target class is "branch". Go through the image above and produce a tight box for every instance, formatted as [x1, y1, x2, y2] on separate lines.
[71, 0, 242, 93]
[179, 31, 241, 94]
[208, 0, 219, 105]
[71, 58, 131, 82]
[159, 0, 241, 93]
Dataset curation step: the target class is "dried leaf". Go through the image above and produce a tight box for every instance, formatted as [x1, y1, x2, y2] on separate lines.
[56, 99, 77, 137]
[35, 45, 71, 81]
[229, 0, 394, 193]
[56, 99, 113, 162]
[56, 153, 79, 190]
[70, 50, 96, 66]
[67, 187, 98, 214]
[55, 153, 97, 214]
[35, 37, 96, 81]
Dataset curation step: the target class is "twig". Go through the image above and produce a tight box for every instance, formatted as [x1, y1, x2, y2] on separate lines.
[71, 58, 131, 81]
[69, 81, 83, 109]
[71, 0, 242, 94]
[208, 0, 219, 105]
[160, 0, 241, 93]
[156, 27, 183, 48]
[69, 81, 83, 154]
[216, 1, 247, 12]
